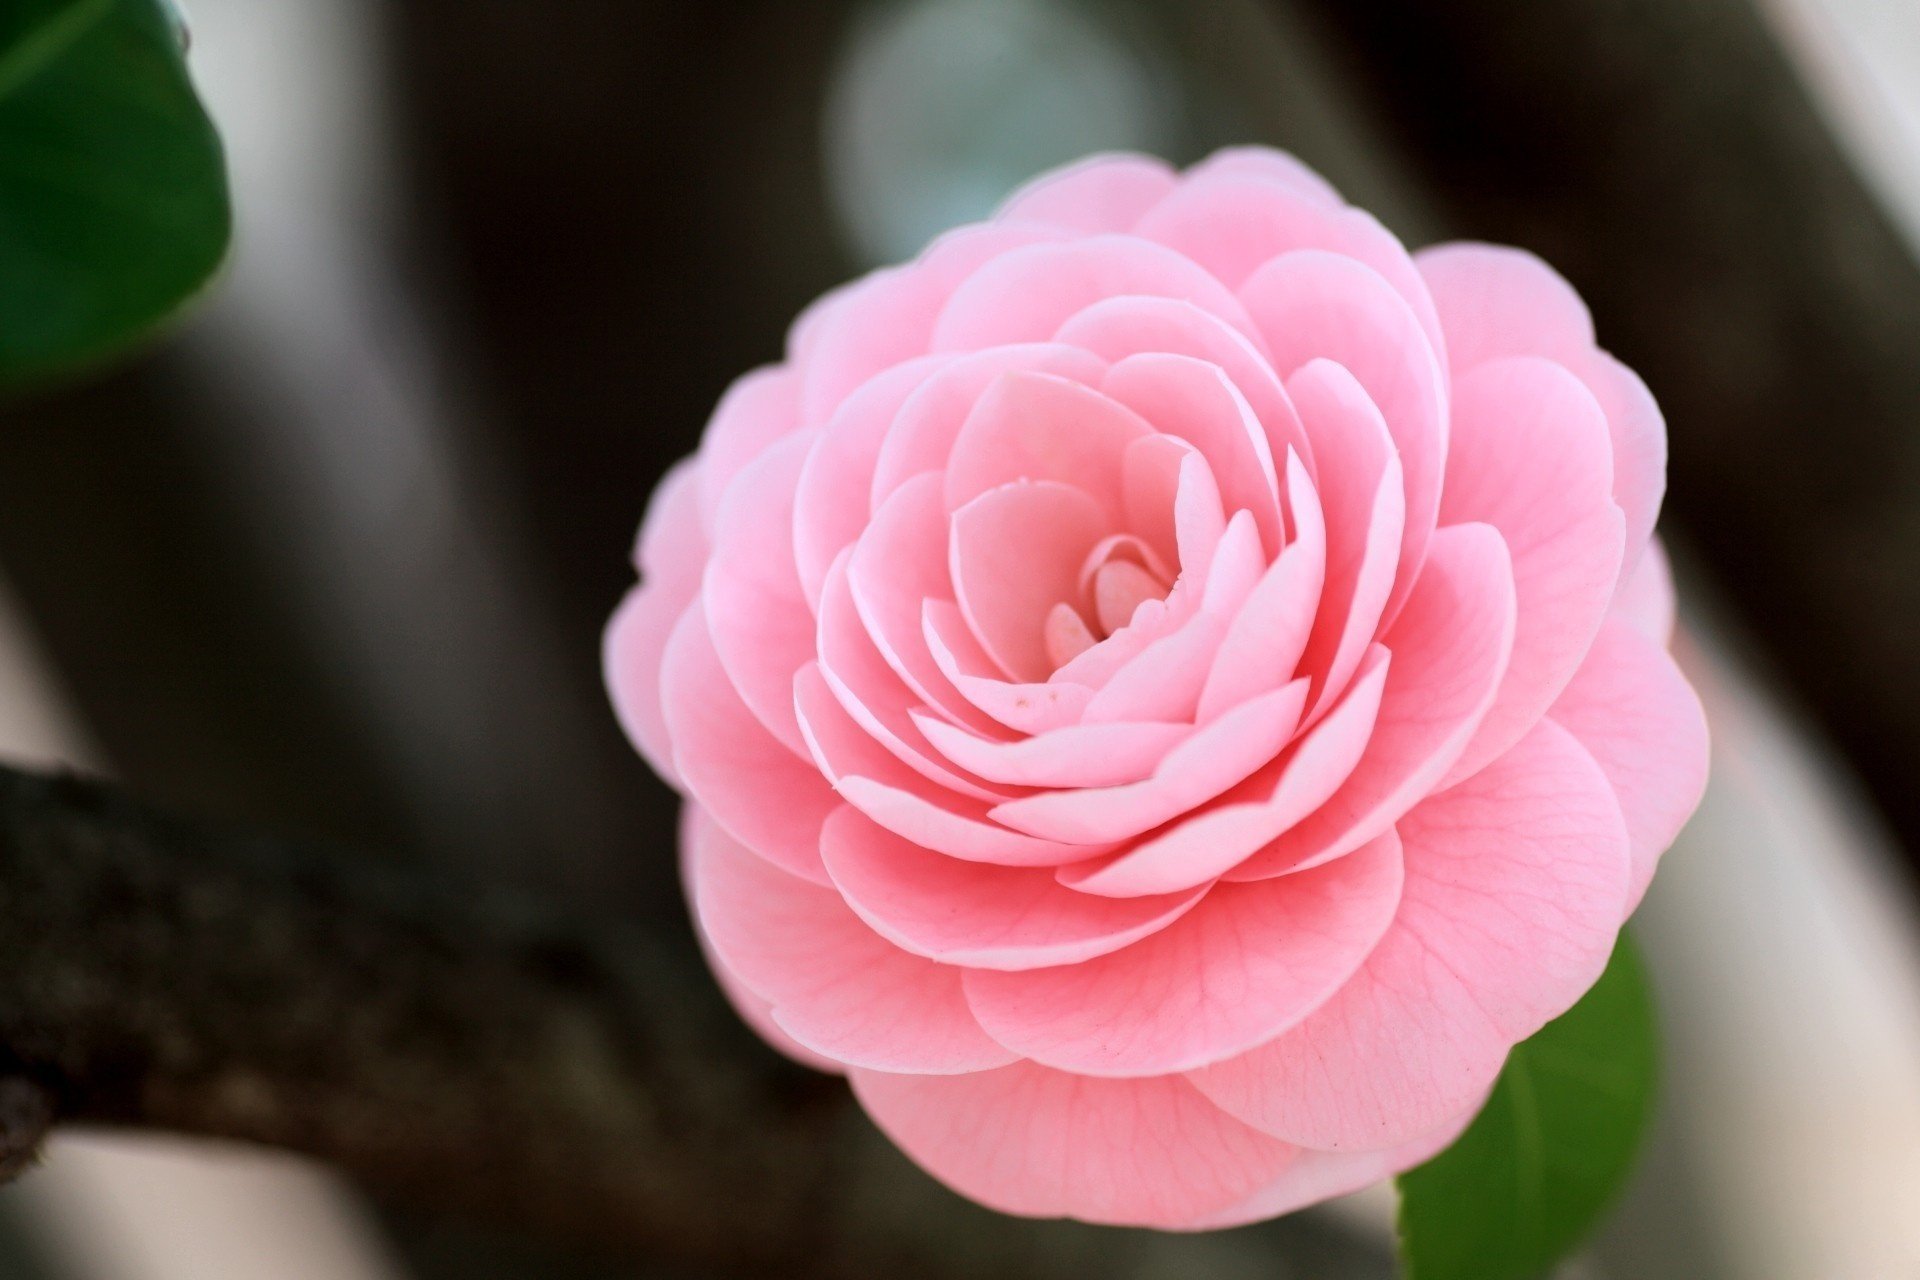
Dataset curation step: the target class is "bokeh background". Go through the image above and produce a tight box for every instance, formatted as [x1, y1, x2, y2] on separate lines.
[2, 0, 1920, 1276]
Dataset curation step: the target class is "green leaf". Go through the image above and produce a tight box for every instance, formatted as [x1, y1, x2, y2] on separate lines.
[1395, 933, 1657, 1280]
[0, 0, 230, 386]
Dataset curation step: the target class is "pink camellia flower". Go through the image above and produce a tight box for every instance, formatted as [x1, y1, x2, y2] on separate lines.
[606, 148, 1709, 1228]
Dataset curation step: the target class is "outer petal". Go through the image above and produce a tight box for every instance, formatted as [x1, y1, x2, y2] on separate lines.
[697, 367, 802, 530]
[605, 460, 708, 788]
[932, 235, 1258, 352]
[1135, 171, 1445, 357]
[1183, 1106, 1477, 1230]
[965, 830, 1403, 1076]
[1436, 356, 1625, 785]
[794, 354, 949, 609]
[1189, 719, 1631, 1149]
[1416, 242, 1666, 577]
[1611, 536, 1677, 645]
[1186, 145, 1344, 209]
[702, 431, 817, 756]
[680, 807, 844, 1075]
[1229, 523, 1516, 880]
[993, 152, 1178, 233]
[821, 806, 1205, 971]
[660, 604, 837, 884]
[1549, 618, 1709, 912]
[689, 806, 1015, 1074]
[850, 1063, 1299, 1227]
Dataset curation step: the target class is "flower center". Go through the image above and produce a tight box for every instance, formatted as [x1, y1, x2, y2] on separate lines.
[1044, 536, 1174, 670]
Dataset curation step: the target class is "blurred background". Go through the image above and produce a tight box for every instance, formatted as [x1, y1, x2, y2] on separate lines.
[2, 0, 1920, 1275]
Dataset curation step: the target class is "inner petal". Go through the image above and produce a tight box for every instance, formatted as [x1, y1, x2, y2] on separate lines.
[950, 481, 1109, 682]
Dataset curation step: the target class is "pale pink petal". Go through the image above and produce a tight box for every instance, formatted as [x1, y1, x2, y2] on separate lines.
[660, 605, 837, 884]
[1118, 432, 1189, 569]
[702, 431, 817, 756]
[1611, 535, 1677, 645]
[816, 553, 1015, 803]
[1437, 356, 1625, 785]
[1239, 250, 1448, 623]
[697, 366, 802, 530]
[680, 806, 845, 1075]
[965, 830, 1402, 1075]
[1186, 145, 1345, 208]
[1228, 524, 1515, 880]
[923, 599, 1096, 734]
[1101, 352, 1284, 552]
[604, 589, 692, 791]
[1054, 295, 1313, 467]
[689, 804, 1014, 1074]
[1184, 1106, 1477, 1230]
[944, 371, 1152, 519]
[1077, 511, 1264, 724]
[1135, 172, 1446, 357]
[1549, 619, 1709, 912]
[849, 473, 1004, 732]
[606, 461, 707, 788]
[821, 806, 1205, 970]
[1063, 647, 1389, 898]
[1287, 360, 1405, 721]
[913, 712, 1189, 789]
[870, 343, 1108, 507]
[1190, 719, 1631, 1149]
[797, 221, 1062, 423]
[850, 1064, 1299, 1227]
[793, 354, 949, 609]
[932, 236, 1258, 353]
[949, 481, 1110, 682]
[1196, 453, 1326, 721]
[993, 152, 1179, 232]
[993, 680, 1308, 844]
[796, 665, 1107, 866]
[1416, 242, 1665, 576]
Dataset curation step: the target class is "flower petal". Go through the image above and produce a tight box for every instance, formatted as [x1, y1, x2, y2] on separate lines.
[850, 1063, 1299, 1227]
[822, 806, 1205, 970]
[660, 604, 837, 884]
[1436, 356, 1625, 785]
[689, 805, 1015, 1074]
[949, 480, 1110, 682]
[1549, 618, 1709, 913]
[1228, 523, 1515, 880]
[1189, 718, 1630, 1149]
[992, 679, 1309, 844]
[943, 371, 1152, 520]
[965, 830, 1402, 1076]
[993, 152, 1178, 233]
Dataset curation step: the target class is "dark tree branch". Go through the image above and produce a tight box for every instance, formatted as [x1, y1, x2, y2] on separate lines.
[1282, 0, 1920, 865]
[0, 764, 842, 1266]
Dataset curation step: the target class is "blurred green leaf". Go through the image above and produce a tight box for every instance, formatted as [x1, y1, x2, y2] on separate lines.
[0, 0, 229, 386]
[1395, 933, 1656, 1280]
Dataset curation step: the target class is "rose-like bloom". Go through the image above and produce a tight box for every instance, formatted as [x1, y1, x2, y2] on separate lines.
[606, 148, 1708, 1228]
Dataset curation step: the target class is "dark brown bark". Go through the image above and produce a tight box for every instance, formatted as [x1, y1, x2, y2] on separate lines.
[0, 764, 839, 1264]
[1283, 0, 1920, 862]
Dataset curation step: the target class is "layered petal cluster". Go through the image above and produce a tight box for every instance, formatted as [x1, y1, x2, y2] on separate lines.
[606, 148, 1708, 1228]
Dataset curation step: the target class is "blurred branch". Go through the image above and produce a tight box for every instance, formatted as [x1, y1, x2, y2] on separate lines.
[0, 764, 841, 1267]
[1281, 0, 1920, 863]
